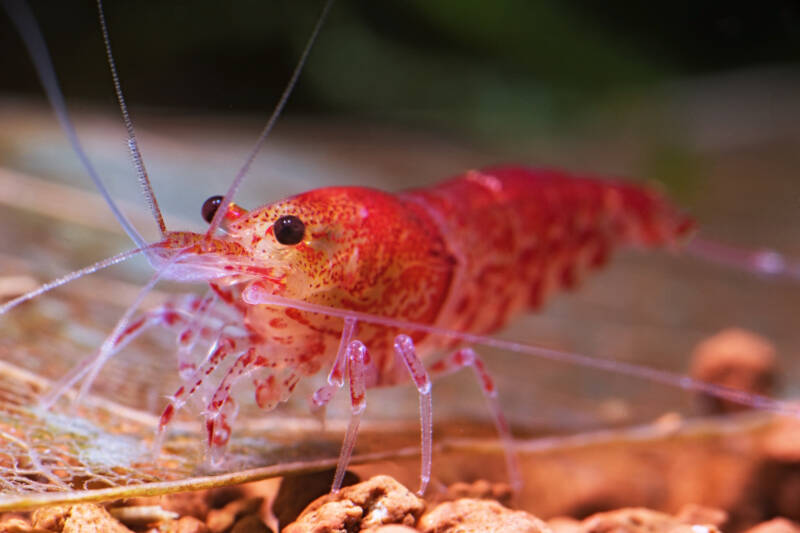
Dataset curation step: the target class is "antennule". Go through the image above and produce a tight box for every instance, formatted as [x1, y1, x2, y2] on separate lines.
[2, 0, 147, 249]
[95, 0, 167, 237]
[206, 0, 336, 237]
[0, 247, 145, 316]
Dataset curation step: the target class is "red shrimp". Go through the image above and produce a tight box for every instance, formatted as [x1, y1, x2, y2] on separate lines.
[3, 0, 798, 500]
[138, 164, 691, 493]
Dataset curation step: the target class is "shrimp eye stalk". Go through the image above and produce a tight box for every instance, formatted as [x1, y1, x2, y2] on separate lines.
[273, 215, 306, 245]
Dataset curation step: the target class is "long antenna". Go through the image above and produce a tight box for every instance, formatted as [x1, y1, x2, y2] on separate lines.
[2, 0, 147, 250]
[0, 247, 145, 316]
[96, 0, 167, 237]
[243, 291, 800, 418]
[206, 0, 336, 237]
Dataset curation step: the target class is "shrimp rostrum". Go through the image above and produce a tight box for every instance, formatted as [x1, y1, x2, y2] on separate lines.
[4, 0, 799, 498]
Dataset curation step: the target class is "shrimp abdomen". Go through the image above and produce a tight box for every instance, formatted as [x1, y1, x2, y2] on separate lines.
[401, 166, 694, 336]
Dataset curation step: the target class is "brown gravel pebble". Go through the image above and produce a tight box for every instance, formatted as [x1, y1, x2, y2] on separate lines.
[547, 517, 583, 533]
[12, 475, 800, 533]
[743, 518, 800, 533]
[0, 517, 44, 533]
[162, 492, 213, 521]
[172, 516, 211, 533]
[675, 504, 728, 528]
[773, 471, 800, 522]
[418, 498, 550, 533]
[205, 488, 249, 511]
[434, 479, 513, 507]
[0, 513, 45, 533]
[206, 509, 236, 533]
[581, 507, 722, 533]
[128, 487, 240, 524]
[283, 475, 425, 533]
[228, 514, 272, 533]
[689, 328, 776, 414]
[207, 498, 264, 533]
[29, 508, 66, 533]
[108, 505, 179, 527]
[31, 504, 133, 533]
[754, 415, 800, 522]
[272, 470, 359, 528]
[283, 499, 362, 533]
[762, 416, 800, 464]
[583, 507, 673, 533]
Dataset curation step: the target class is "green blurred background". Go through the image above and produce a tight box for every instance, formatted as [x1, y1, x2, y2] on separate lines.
[2, 0, 799, 141]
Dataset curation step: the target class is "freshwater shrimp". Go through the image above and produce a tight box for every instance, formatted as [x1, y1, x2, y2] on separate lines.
[154, 164, 697, 494]
[2, 0, 799, 500]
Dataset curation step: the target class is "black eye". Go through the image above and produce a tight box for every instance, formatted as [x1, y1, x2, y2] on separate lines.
[201, 195, 223, 223]
[273, 215, 306, 245]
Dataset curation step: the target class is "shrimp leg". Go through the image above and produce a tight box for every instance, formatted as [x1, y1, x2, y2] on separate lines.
[313, 323, 432, 495]
[174, 290, 219, 380]
[393, 335, 433, 496]
[41, 290, 234, 410]
[41, 298, 192, 409]
[38, 309, 165, 410]
[428, 347, 522, 492]
[311, 317, 357, 416]
[203, 347, 263, 465]
[332, 340, 368, 493]
[156, 328, 240, 438]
